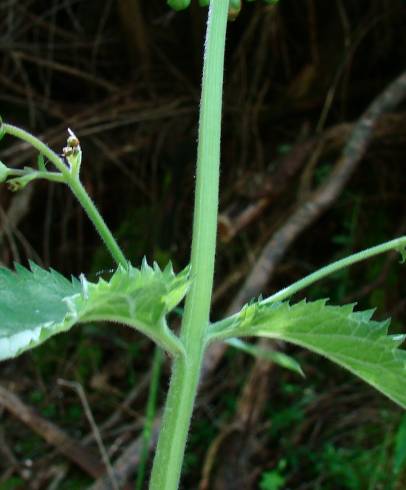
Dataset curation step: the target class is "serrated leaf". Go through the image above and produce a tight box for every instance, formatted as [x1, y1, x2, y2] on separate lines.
[209, 299, 406, 409]
[0, 263, 81, 361]
[0, 261, 190, 361]
[69, 261, 190, 355]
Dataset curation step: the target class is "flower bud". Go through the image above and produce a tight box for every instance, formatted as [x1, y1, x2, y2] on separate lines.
[67, 128, 80, 148]
[167, 0, 191, 11]
[62, 146, 73, 157]
[7, 173, 36, 192]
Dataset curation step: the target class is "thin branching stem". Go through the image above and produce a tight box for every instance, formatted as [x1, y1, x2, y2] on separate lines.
[210, 236, 406, 334]
[2, 123, 128, 268]
[266, 236, 406, 304]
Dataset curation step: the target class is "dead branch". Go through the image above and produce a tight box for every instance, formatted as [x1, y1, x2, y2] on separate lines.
[0, 384, 105, 479]
[88, 418, 161, 490]
[219, 146, 311, 242]
[218, 111, 406, 243]
[200, 338, 277, 490]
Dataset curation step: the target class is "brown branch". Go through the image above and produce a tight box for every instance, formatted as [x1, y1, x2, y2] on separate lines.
[0, 384, 105, 479]
[13, 51, 118, 93]
[0, 186, 35, 264]
[117, 0, 151, 74]
[218, 111, 406, 243]
[218, 138, 314, 243]
[200, 338, 277, 490]
[88, 418, 161, 490]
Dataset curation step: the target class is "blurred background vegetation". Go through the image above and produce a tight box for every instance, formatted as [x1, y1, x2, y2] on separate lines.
[1, 0, 406, 488]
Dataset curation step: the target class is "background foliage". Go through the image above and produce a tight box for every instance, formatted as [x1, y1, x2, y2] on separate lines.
[1, 0, 406, 488]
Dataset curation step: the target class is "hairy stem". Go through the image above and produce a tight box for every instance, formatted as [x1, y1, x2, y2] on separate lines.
[266, 236, 406, 304]
[149, 1, 229, 489]
[2, 124, 70, 176]
[67, 177, 128, 268]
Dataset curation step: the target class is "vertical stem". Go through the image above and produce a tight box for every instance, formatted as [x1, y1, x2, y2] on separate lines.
[149, 1, 229, 489]
[181, 0, 228, 352]
[136, 347, 163, 490]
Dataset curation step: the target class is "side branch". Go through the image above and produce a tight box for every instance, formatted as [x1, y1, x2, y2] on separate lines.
[203, 69, 406, 376]
[230, 69, 406, 310]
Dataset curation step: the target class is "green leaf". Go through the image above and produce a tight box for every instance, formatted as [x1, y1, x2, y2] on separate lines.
[209, 299, 406, 409]
[259, 470, 286, 490]
[0, 263, 81, 361]
[0, 261, 190, 361]
[226, 338, 304, 376]
[70, 259, 190, 355]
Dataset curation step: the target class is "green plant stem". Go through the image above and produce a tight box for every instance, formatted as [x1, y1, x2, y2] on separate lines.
[29, 171, 66, 183]
[2, 123, 127, 268]
[7, 168, 66, 184]
[265, 236, 406, 304]
[210, 236, 406, 335]
[7, 168, 64, 179]
[67, 177, 128, 268]
[3, 124, 71, 176]
[136, 347, 163, 490]
[149, 1, 229, 489]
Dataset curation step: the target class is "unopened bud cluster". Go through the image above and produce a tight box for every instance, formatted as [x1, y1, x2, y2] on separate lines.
[62, 128, 80, 159]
